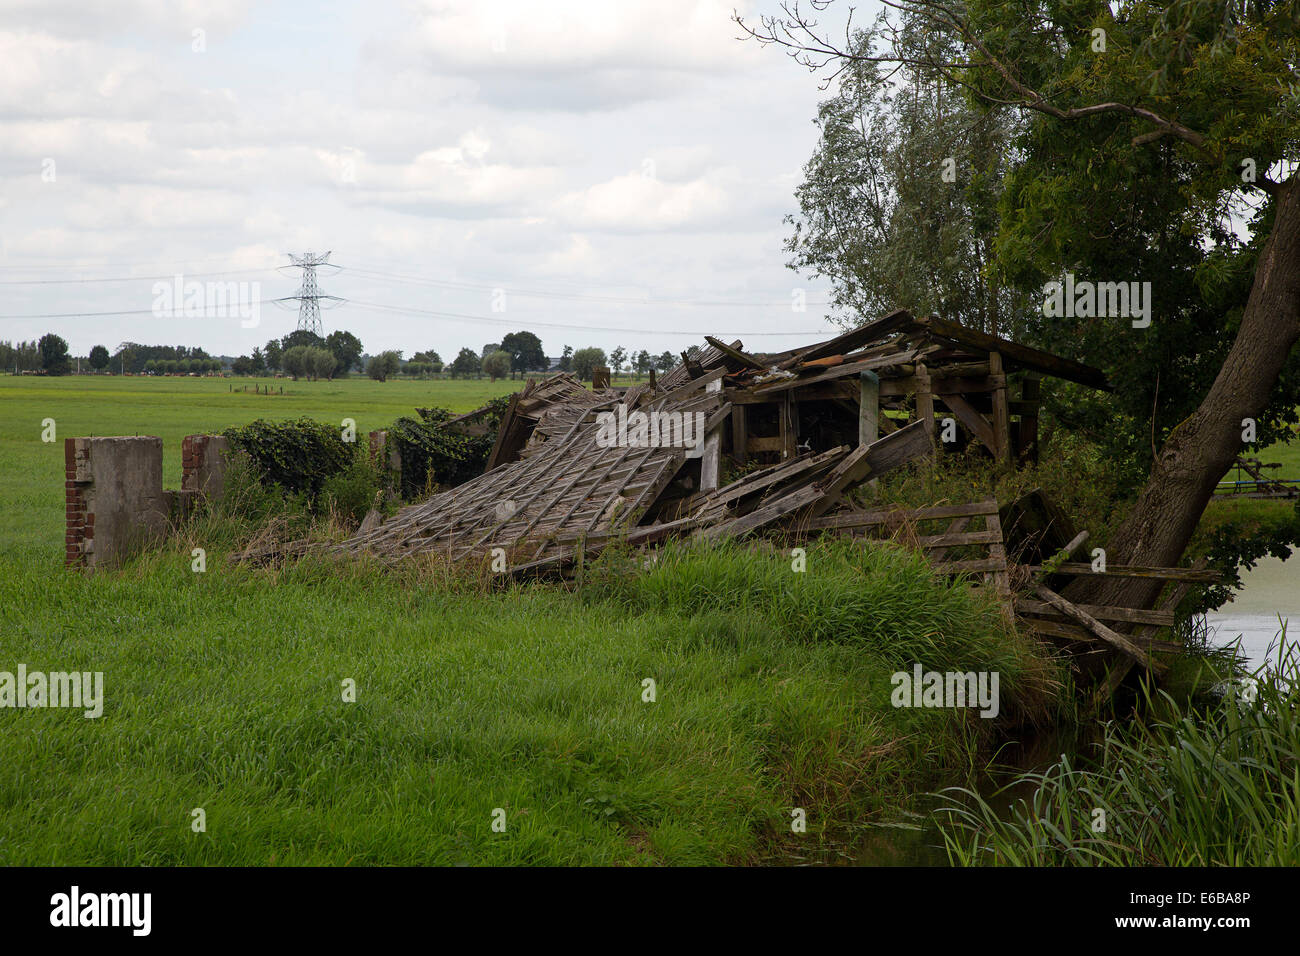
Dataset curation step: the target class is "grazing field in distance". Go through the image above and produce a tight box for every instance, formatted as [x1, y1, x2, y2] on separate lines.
[0, 374, 523, 552]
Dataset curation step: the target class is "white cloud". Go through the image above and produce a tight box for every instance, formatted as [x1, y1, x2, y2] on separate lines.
[0, 0, 843, 357]
[555, 170, 731, 231]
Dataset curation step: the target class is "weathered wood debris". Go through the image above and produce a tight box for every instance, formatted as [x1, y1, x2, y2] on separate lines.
[303, 308, 1110, 572]
[233, 310, 1219, 695]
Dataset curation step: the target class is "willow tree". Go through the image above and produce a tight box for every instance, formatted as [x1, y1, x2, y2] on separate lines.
[742, 0, 1300, 607]
[785, 12, 1027, 334]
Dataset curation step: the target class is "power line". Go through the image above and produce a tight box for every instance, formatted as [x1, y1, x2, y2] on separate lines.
[0, 298, 293, 319]
[0, 267, 281, 286]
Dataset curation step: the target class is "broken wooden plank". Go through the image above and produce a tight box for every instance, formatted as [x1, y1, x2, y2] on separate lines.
[804, 498, 998, 532]
[696, 482, 825, 543]
[704, 335, 767, 371]
[1025, 562, 1221, 582]
[755, 349, 921, 395]
[915, 529, 1005, 548]
[1032, 584, 1165, 674]
[931, 557, 1010, 574]
[809, 419, 933, 517]
[1015, 599, 1176, 627]
[775, 309, 917, 370]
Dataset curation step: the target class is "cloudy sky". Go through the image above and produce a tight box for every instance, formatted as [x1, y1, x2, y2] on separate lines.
[0, 0, 869, 361]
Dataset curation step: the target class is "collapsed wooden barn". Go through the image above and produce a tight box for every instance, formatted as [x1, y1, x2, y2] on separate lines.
[232, 309, 1217, 698]
[308, 308, 1115, 587]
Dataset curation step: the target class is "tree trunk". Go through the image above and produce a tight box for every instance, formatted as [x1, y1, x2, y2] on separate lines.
[1068, 179, 1300, 609]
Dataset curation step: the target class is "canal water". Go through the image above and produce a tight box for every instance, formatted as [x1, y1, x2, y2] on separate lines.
[1205, 555, 1298, 671]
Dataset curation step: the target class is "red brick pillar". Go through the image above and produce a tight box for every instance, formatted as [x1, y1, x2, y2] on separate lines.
[64, 438, 90, 568]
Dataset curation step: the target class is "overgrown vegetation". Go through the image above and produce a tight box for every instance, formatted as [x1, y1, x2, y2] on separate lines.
[222, 417, 357, 499]
[869, 426, 1131, 551]
[935, 634, 1299, 866]
[388, 397, 511, 496]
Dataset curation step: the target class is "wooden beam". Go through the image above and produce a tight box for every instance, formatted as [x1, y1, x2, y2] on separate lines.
[931, 557, 1008, 574]
[696, 483, 824, 543]
[917, 529, 1004, 548]
[1016, 600, 1176, 627]
[804, 498, 999, 532]
[484, 391, 524, 471]
[1017, 374, 1041, 463]
[916, 314, 1112, 391]
[858, 370, 880, 447]
[704, 335, 767, 371]
[779, 394, 797, 460]
[1032, 584, 1165, 674]
[1025, 563, 1221, 582]
[915, 363, 936, 458]
[938, 391, 996, 453]
[727, 381, 858, 404]
[754, 349, 920, 396]
[699, 378, 724, 492]
[989, 351, 1011, 465]
[859, 369, 880, 494]
[730, 404, 747, 464]
[775, 308, 917, 370]
[809, 419, 933, 516]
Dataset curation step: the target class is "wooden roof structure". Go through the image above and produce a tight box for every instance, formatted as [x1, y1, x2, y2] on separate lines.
[242, 311, 1108, 587]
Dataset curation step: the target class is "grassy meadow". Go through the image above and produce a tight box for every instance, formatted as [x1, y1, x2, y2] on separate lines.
[0, 372, 1054, 865]
[0, 374, 521, 554]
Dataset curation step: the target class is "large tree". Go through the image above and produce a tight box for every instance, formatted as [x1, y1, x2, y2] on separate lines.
[742, 0, 1300, 609]
[325, 329, 363, 375]
[571, 347, 607, 382]
[450, 347, 481, 379]
[38, 333, 71, 376]
[482, 349, 511, 382]
[499, 330, 547, 378]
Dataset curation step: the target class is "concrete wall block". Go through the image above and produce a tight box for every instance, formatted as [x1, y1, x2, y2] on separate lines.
[67, 436, 168, 571]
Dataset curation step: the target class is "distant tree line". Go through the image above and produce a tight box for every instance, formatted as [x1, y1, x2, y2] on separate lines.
[2, 326, 688, 383]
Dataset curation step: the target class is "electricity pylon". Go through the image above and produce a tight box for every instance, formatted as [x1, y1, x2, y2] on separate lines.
[285, 251, 342, 336]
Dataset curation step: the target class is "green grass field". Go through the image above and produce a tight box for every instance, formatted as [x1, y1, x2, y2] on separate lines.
[0, 373, 1049, 864]
[0, 375, 520, 554]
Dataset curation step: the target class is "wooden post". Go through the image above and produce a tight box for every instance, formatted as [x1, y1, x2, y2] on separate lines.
[858, 370, 880, 447]
[700, 378, 723, 491]
[779, 394, 798, 460]
[989, 351, 1011, 465]
[1017, 373, 1041, 463]
[860, 369, 880, 493]
[730, 404, 748, 464]
[914, 364, 936, 462]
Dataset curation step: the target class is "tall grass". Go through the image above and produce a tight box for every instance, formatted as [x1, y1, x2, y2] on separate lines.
[0, 530, 1056, 865]
[935, 632, 1299, 865]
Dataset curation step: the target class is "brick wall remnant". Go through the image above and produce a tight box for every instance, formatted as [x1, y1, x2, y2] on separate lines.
[182, 434, 231, 499]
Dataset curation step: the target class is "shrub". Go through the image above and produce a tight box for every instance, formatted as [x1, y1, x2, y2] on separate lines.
[222, 417, 357, 499]
[388, 399, 512, 495]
